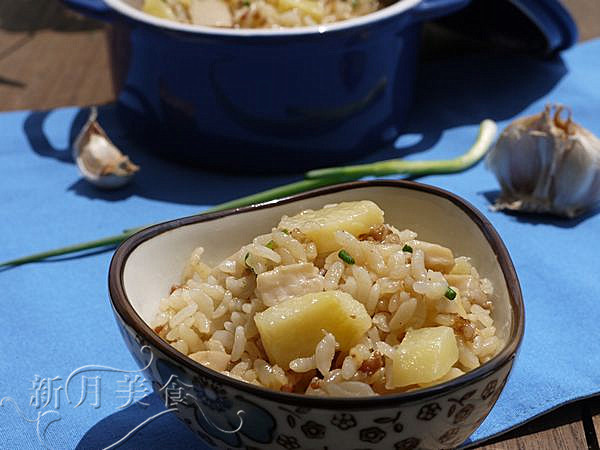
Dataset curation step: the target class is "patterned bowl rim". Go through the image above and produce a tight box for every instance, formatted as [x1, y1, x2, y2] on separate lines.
[108, 179, 525, 408]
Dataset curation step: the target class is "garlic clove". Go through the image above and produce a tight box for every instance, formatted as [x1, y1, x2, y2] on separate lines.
[487, 118, 544, 196]
[73, 107, 139, 189]
[486, 104, 600, 218]
[552, 127, 600, 217]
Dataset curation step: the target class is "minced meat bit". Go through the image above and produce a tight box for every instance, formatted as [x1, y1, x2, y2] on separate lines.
[290, 228, 308, 243]
[332, 351, 345, 369]
[359, 224, 391, 242]
[154, 325, 168, 339]
[453, 316, 475, 340]
[359, 352, 384, 375]
[170, 284, 182, 294]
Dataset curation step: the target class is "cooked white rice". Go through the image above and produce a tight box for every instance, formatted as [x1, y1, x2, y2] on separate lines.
[152, 204, 504, 396]
[142, 0, 387, 29]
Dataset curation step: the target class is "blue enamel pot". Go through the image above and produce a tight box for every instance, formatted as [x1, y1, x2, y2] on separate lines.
[63, 0, 468, 172]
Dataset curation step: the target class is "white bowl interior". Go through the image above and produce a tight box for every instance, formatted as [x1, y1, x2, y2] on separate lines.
[122, 185, 513, 342]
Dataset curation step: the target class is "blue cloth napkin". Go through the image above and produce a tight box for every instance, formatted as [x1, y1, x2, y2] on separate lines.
[2, 38, 600, 449]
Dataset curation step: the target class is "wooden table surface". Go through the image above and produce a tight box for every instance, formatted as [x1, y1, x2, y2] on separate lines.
[1, 1, 599, 449]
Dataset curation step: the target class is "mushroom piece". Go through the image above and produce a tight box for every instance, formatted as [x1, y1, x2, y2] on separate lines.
[256, 262, 325, 306]
[73, 108, 139, 189]
[189, 0, 233, 27]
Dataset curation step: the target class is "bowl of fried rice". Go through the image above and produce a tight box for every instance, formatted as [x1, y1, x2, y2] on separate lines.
[62, 0, 468, 172]
[108, 180, 524, 449]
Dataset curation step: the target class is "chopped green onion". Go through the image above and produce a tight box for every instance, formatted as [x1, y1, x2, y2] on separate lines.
[281, 229, 290, 235]
[338, 249, 355, 265]
[445, 287, 457, 300]
[265, 240, 276, 250]
[242, 0, 250, 5]
[244, 252, 256, 275]
[402, 244, 413, 253]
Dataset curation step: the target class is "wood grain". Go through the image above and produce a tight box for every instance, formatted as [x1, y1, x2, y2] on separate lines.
[562, 0, 600, 41]
[587, 398, 600, 449]
[474, 400, 590, 450]
[479, 422, 587, 450]
[0, 0, 114, 111]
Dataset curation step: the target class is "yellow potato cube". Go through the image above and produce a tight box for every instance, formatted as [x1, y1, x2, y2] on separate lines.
[278, 201, 384, 254]
[418, 367, 465, 388]
[277, 0, 325, 19]
[254, 290, 371, 367]
[143, 0, 177, 20]
[391, 326, 459, 387]
[450, 256, 473, 275]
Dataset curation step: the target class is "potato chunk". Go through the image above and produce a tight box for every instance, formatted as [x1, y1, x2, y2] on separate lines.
[189, 0, 232, 27]
[278, 201, 384, 254]
[391, 326, 458, 387]
[143, 0, 177, 20]
[278, 0, 325, 19]
[254, 290, 371, 367]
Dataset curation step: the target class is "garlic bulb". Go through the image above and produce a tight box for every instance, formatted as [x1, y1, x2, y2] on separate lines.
[486, 105, 600, 218]
[73, 108, 139, 189]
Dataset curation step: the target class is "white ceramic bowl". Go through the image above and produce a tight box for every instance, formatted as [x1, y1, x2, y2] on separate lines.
[109, 180, 524, 449]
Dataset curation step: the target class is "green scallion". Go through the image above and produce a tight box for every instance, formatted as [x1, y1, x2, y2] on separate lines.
[402, 244, 413, 253]
[338, 249, 355, 265]
[0, 120, 496, 268]
[281, 229, 290, 235]
[265, 240, 276, 250]
[445, 287, 457, 300]
[244, 252, 256, 275]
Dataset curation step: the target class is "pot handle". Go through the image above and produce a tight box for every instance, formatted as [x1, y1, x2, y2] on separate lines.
[411, 0, 469, 22]
[61, 0, 116, 21]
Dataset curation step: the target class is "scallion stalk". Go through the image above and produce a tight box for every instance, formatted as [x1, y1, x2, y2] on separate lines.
[338, 249, 355, 265]
[306, 120, 497, 181]
[0, 120, 496, 268]
[445, 287, 457, 300]
[0, 178, 339, 268]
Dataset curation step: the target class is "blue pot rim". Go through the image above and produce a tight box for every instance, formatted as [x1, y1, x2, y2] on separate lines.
[108, 179, 525, 409]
